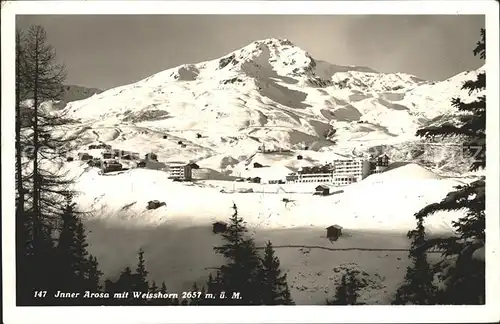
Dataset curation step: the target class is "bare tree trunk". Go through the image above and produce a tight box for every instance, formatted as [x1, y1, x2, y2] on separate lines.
[15, 30, 25, 243]
[32, 35, 41, 254]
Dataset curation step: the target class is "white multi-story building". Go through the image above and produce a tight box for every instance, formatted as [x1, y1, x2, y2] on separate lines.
[331, 158, 371, 186]
[285, 158, 371, 186]
[167, 163, 192, 181]
[286, 172, 334, 184]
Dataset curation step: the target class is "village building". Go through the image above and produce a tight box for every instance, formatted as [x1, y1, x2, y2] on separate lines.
[89, 143, 110, 150]
[111, 149, 121, 158]
[100, 160, 122, 174]
[101, 151, 113, 159]
[145, 152, 158, 161]
[374, 154, 390, 173]
[78, 152, 93, 161]
[88, 159, 103, 168]
[331, 158, 371, 186]
[285, 157, 371, 186]
[166, 162, 193, 181]
[187, 162, 200, 170]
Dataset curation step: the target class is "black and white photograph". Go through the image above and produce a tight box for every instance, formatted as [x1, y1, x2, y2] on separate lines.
[2, 1, 499, 323]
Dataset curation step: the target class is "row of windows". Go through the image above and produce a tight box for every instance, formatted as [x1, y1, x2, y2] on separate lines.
[301, 175, 334, 179]
[336, 178, 355, 181]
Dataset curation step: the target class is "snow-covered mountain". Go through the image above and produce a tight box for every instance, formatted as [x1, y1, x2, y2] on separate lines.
[59, 38, 483, 165]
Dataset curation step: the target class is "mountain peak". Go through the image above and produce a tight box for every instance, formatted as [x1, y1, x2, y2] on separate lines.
[215, 37, 315, 77]
[248, 37, 295, 47]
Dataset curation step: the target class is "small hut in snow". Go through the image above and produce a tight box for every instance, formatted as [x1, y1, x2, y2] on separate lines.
[326, 225, 343, 241]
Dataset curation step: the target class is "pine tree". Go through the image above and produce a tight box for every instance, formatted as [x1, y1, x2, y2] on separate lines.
[259, 241, 294, 305]
[392, 216, 436, 305]
[187, 283, 207, 305]
[408, 28, 486, 305]
[56, 199, 83, 292]
[159, 281, 175, 305]
[327, 269, 363, 305]
[86, 256, 103, 292]
[135, 249, 149, 292]
[73, 217, 90, 280]
[412, 179, 485, 304]
[147, 280, 174, 306]
[145, 280, 158, 305]
[117, 266, 135, 303]
[200, 272, 221, 305]
[212, 203, 263, 305]
[160, 281, 167, 293]
[55, 198, 103, 304]
[150, 281, 159, 294]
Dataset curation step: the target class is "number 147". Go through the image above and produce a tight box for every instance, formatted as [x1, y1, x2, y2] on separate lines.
[34, 291, 47, 298]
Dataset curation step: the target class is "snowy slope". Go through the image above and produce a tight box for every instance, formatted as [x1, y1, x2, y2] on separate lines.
[66, 162, 473, 305]
[58, 38, 483, 166]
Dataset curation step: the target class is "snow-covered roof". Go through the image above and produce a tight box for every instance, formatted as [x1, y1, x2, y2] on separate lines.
[166, 161, 188, 167]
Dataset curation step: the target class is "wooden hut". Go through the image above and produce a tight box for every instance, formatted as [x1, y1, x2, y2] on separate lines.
[315, 185, 330, 196]
[212, 221, 228, 234]
[326, 225, 343, 241]
[251, 177, 261, 183]
[147, 200, 166, 210]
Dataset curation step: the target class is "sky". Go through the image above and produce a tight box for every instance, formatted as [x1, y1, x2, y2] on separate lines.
[16, 15, 485, 90]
